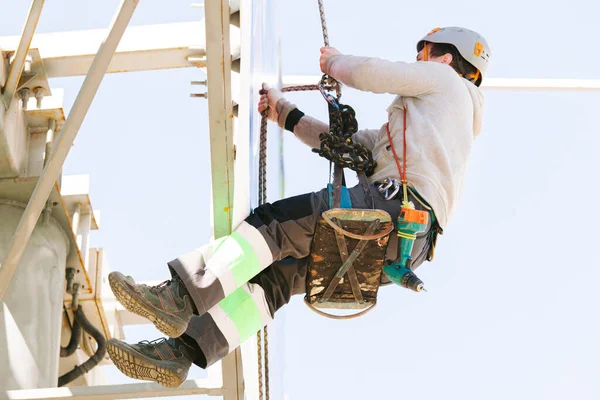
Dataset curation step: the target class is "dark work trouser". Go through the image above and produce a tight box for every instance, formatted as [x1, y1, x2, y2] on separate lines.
[168, 185, 434, 368]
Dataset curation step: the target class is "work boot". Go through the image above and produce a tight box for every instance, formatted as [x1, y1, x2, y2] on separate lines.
[107, 337, 194, 388]
[108, 271, 196, 338]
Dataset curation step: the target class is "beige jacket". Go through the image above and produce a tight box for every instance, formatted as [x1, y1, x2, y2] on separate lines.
[278, 55, 484, 229]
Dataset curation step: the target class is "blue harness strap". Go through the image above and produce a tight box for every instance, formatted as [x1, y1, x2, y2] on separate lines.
[327, 183, 352, 209]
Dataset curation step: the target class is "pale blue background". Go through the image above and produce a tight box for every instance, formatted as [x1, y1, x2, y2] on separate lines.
[1, 1, 599, 399]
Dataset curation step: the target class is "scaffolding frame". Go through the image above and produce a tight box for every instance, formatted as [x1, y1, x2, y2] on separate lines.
[0, 0, 246, 398]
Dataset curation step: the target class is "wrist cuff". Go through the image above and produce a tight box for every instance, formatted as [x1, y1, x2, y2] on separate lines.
[276, 98, 299, 129]
[284, 108, 305, 132]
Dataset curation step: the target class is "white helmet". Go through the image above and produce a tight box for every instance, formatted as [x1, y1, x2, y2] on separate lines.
[417, 27, 491, 84]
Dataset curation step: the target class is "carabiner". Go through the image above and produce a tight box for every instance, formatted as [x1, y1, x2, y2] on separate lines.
[378, 178, 400, 200]
[377, 179, 394, 194]
[319, 74, 341, 107]
[385, 181, 401, 200]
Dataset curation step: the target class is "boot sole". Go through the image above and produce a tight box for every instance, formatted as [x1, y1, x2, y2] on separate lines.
[106, 339, 189, 388]
[108, 272, 189, 338]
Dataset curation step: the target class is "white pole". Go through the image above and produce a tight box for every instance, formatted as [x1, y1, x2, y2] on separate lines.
[2, 0, 45, 108]
[482, 78, 600, 91]
[0, 0, 140, 302]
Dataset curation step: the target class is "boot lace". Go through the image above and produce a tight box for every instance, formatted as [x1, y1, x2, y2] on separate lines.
[138, 337, 169, 350]
[141, 278, 175, 295]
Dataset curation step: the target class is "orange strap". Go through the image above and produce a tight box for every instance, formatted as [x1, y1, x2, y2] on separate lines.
[385, 108, 408, 185]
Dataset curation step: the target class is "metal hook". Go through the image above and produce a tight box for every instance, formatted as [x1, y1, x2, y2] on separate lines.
[318, 74, 340, 107]
[378, 178, 401, 200]
[385, 181, 401, 200]
[377, 179, 394, 194]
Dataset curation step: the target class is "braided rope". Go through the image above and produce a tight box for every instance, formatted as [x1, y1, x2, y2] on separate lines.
[317, 0, 329, 47]
[259, 111, 270, 400]
[257, 330, 263, 399]
[282, 81, 340, 97]
[264, 326, 270, 399]
[282, 85, 320, 92]
[258, 96, 269, 400]
[259, 108, 268, 205]
[258, 105, 268, 400]
[256, 2, 333, 399]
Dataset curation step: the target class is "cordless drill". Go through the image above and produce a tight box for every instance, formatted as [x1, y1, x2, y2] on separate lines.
[383, 206, 429, 292]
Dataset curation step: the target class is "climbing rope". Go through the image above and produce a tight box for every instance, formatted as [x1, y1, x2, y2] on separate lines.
[256, 326, 270, 399]
[264, 327, 270, 397]
[317, 0, 330, 47]
[257, 104, 269, 399]
[275, 0, 377, 176]
[257, 328, 264, 399]
[256, 0, 375, 397]
[259, 107, 268, 205]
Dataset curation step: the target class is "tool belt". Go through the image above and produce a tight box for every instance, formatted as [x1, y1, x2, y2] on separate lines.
[376, 178, 443, 263]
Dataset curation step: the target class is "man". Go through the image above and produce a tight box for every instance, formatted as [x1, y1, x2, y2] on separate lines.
[106, 27, 491, 388]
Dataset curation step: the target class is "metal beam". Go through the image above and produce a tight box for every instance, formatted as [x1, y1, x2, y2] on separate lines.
[282, 75, 600, 92]
[7, 22, 205, 78]
[2, 0, 45, 107]
[204, 1, 243, 399]
[1, 379, 222, 399]
[0, 3, 241, 78]
[0, 23, 241, 78]
[205, 0, 235, 240]
[0, 0, 140, 302]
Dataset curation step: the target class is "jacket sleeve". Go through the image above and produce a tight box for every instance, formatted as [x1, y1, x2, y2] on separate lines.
[352, 127, 381, 152]
[275, 98, 326, 149]
[275, 98, 380, 151]
[324, 54, 452, 97]
[293, 116, 328, 149]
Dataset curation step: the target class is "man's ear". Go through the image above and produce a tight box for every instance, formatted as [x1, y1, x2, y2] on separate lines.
[441, 53, 453, 65]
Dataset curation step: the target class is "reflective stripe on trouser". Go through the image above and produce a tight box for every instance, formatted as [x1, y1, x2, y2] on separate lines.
[183, 282, 272, 368]
[168, 221, 275, 315]
[184, 256, 308, 368]
[168, 190, 331, 316]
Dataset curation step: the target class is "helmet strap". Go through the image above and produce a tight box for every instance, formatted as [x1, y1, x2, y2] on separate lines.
[423, 43, 429, 61]
[466, 69, 481, 84]
[456, 56, 482, 85]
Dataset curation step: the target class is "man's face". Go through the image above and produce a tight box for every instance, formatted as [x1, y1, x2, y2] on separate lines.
[416, 43, 433, 62]
[417, 42, 452, 65]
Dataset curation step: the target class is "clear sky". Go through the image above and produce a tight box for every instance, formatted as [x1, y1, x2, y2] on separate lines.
[2, 0, 600, 399]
